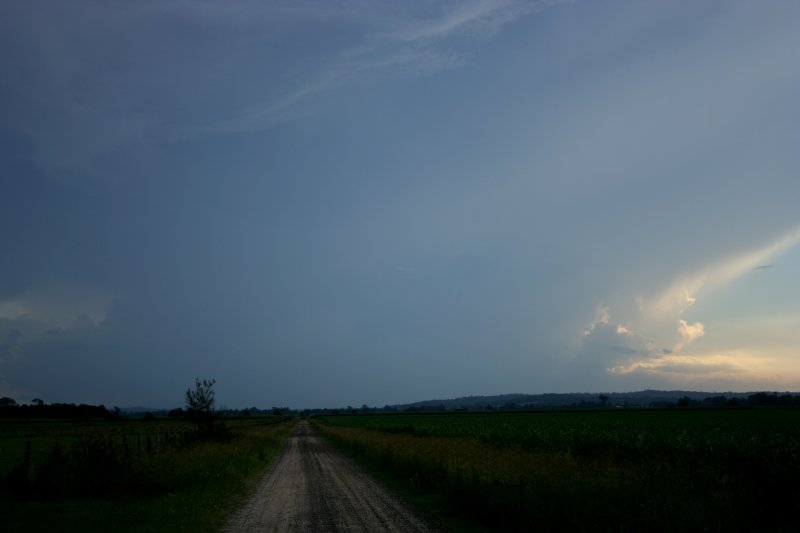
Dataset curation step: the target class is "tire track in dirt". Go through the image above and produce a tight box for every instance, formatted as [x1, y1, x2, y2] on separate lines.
[225, 420, 435, 532]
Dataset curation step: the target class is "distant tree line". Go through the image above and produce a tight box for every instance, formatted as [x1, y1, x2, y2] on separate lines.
[0, 397, 114, 419]
[5, 389, 799, 421]
[166, 406, 292, 418]
[661, 393, 800, 408]
[373, 393, 800, 412]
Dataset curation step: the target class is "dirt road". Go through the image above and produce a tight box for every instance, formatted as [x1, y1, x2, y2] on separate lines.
[224, 420, 435, 532]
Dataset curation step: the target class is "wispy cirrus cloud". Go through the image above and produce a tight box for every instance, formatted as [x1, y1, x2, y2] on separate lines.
[195, 0, 558, 137]
[381, 0, 552, 42]
[1, 0, 556, 175]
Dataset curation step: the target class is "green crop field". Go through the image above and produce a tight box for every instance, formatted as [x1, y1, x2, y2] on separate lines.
[316, 408, 800, 531]
[0, 416, 296, 532]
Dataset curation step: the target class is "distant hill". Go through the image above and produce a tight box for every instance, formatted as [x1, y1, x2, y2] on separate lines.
[391, 390, 770, 411]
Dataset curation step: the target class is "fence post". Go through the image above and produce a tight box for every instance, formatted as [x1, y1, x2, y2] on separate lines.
[24, 440, 32, 468]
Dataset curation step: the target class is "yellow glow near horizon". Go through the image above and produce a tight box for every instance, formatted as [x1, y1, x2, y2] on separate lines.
[608, 348, 798, 388]
[585, 226, 800, 389]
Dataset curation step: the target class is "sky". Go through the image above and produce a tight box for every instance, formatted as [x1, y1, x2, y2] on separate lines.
[1, 0, 799, 409]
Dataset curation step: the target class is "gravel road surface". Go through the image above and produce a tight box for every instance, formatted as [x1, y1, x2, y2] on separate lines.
[224, 420, 435, 532]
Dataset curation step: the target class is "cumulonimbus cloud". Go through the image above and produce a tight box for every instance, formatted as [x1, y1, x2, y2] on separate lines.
[582, 225, 800, 380]
[676, 319, 704, 349]
[0, 281, 112, 329]
[641, 226, 800, 321]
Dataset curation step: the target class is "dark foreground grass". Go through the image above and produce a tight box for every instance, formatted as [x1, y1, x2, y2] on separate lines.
[316, 409, 800, 532]
[0, 417, 296, 532]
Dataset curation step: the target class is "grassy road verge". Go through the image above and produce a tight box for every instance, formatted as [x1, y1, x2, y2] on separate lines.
[1, 417, 296, 532]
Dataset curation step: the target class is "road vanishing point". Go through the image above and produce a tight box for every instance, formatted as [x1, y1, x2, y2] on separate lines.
[225, 420, 436, 532]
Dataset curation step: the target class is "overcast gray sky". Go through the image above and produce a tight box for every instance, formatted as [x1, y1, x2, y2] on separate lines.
[2, 0, 799, 409]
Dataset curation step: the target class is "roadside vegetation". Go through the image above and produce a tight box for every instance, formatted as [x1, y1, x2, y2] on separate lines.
[1, 415, 295, 531]
[316, 408, 800, 531]
[1, 381, 296, 532]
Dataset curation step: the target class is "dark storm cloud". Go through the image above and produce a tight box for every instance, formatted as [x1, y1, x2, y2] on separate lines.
[2, 1, 800, 407]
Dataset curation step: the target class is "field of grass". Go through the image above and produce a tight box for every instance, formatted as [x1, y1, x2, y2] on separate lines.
[0, 416, 296, 532]
[316, 408, 800, 531]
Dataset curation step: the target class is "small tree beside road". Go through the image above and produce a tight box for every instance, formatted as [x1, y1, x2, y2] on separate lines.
[185, 378, 224, 437]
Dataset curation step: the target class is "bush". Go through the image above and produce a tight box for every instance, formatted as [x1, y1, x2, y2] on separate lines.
[30, 436, 135, 499]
